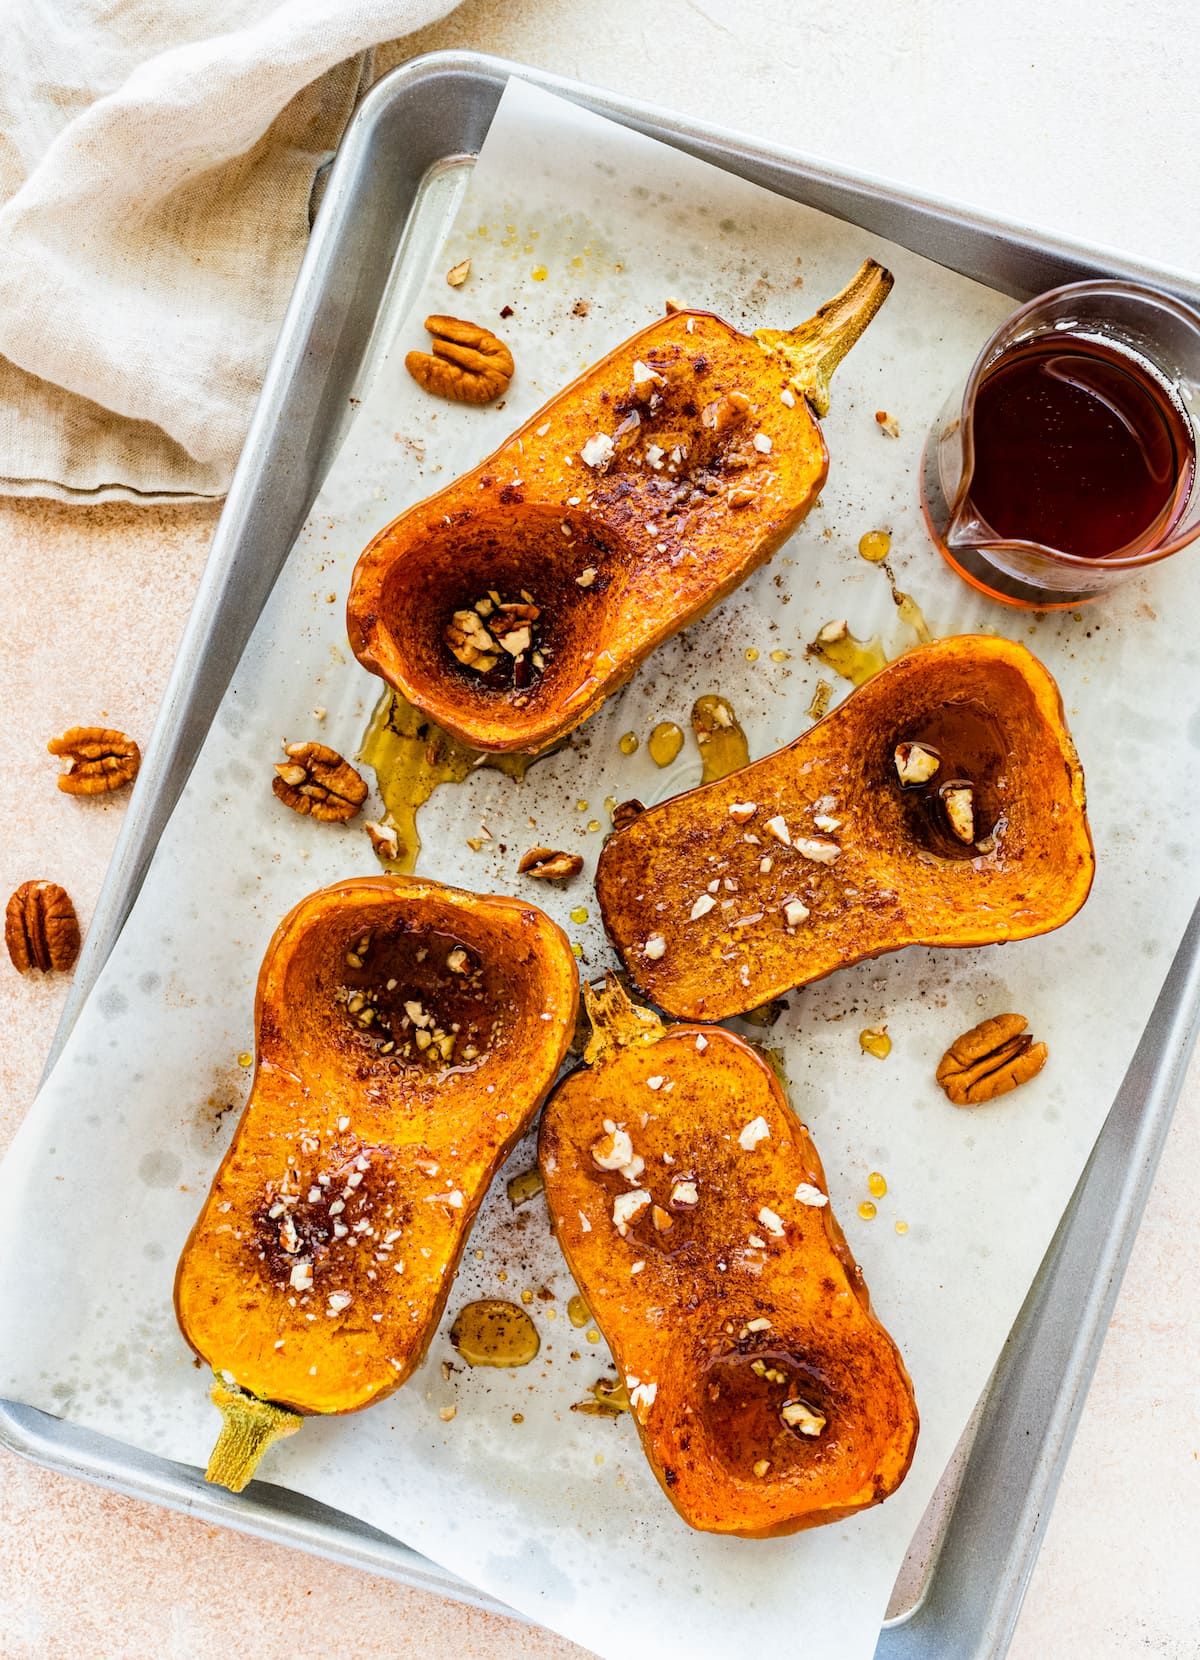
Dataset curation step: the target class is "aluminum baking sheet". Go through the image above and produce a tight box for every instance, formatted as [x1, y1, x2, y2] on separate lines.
[3, 52, 1199, 1660]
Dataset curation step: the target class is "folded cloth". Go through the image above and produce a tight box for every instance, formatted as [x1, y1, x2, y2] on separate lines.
[0, 0, 460, 504]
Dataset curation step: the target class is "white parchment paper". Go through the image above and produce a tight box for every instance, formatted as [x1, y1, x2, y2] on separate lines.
[3, 79, 1200, 1660]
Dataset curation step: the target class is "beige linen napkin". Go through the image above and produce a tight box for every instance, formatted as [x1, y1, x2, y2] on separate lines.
[0, 1, 461, 504]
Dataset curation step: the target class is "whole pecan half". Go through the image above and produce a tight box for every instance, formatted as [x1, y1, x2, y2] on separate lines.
[518, 847, 583, 881]
[48, 726, 140, 794]
[610, 798, 646, 834]
[5, 880, 81, 973]
[936, 1013, 1047, 1106]
[405, 315, 514, 403]
[272, 742, 367, 823]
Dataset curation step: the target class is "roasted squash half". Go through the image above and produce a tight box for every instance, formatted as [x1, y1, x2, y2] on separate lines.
[596, 635, 1093, 1020]
[539, 977, 918, 1536]
[347, 262, 893, 753]
[175, 875, 578, 1488]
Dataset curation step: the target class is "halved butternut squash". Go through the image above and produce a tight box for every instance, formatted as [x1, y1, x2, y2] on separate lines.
[347, 263, 893, 753]
[175, 875, 578, 1488]
[596, 635, 1093, 1020]
[539, 978, 918, 1536]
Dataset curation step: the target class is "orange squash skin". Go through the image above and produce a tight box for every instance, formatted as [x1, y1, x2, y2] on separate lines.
[596, 635, 1095, 1021]
[175, 876, 578, 1416]
[539, 1022, 918, 1536]
[347, 310, 831, 754]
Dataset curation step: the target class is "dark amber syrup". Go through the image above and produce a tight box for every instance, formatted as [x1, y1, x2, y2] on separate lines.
[358, 689, 534, 873]
[969, 334, 1194, 558]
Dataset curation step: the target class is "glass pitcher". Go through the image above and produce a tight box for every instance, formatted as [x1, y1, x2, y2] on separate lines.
[922, 280, 1200, 608]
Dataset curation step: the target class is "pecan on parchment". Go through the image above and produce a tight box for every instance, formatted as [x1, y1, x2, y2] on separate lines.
[405, 315, 514, 404]
[48, 726, 140, 794]
[518, 847, 583, 881]
[364, 819, 401, 862]
[936, 1013, 1047, 1106]
[5, 881, 81, 973]
[272, 742, 367, 823]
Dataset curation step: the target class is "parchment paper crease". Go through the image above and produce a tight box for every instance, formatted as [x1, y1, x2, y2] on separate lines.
[2, 80, 1199, 1660]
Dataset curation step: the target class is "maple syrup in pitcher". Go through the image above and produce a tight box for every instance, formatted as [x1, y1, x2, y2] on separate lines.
[923, 281, 1200, 607]
[968, 335, 1194, 560]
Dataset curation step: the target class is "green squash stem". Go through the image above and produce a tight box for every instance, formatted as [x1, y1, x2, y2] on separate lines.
[205, 1372, 302, 1492]
[754, 259, 894, 417]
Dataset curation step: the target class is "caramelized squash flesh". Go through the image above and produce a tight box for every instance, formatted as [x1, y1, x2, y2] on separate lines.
[596, 635, 1093, 1020]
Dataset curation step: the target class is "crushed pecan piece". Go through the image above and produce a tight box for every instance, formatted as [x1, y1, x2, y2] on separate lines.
[365, 819, 401, 861]
[405, 315, 514, 403]
[446, 596, 541, 681]
[942, 784, 976, 844]
[894, 741, 940, 786]
[48, 727, 140, 794]
[491, 602, 540, 656]
[610, 798, 646, 833]
[272, 742, 367, 822]
[936, 1013, 1047, 1106]
[6, 880, 81, 973]
[445, 609, 499, 671]
[781, 1397, 826, 1437]
[518, 847, 583, 881]
[701, 392, 751, 434]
